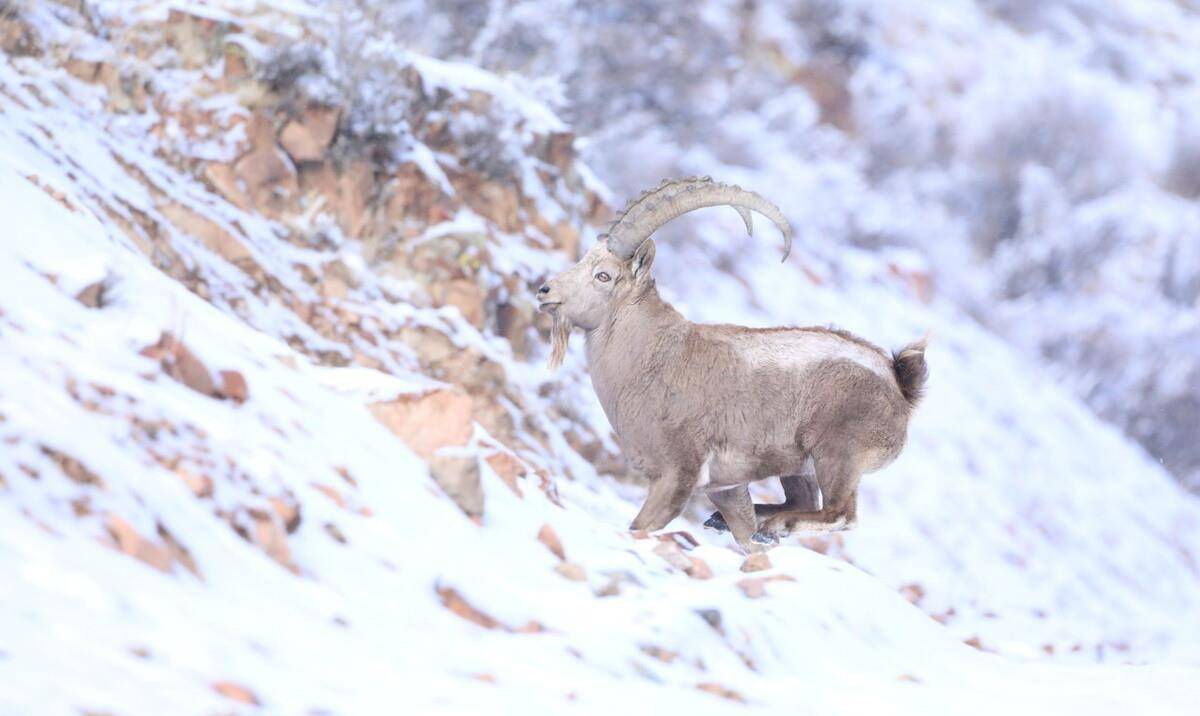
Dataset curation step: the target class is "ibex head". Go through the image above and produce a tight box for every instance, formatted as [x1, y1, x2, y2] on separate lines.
[536, 177, 792, 368]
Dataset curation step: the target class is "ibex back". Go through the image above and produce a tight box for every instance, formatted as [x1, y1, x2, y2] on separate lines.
[537, 177, 927, 553]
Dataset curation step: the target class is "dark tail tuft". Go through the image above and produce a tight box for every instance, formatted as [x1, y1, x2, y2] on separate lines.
[892, 335, 929, 407]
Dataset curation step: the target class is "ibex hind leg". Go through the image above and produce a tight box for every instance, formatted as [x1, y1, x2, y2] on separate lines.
[703, 470, 822, 533]
[761, 458, 860, 539]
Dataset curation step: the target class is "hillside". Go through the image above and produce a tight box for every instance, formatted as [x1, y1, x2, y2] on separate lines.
[2, 2, 1199, 713]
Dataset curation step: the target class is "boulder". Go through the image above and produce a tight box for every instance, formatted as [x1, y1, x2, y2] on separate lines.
[279, 106, 340, 163]
[217, 370, 249, 403]
[369, 389, 474, 459]
[232, 145, 298, 218]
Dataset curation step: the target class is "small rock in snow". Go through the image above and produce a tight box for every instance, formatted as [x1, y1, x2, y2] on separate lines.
[554, 562, 587, 582]
[212, 681, 260, 706]
[428, 455, 484, 517]
[740, 554, 773, 573]
[217, 370, 249, 403]
[537, 524, 565, 560]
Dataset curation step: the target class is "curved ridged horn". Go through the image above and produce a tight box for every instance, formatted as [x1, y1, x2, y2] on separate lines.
[601, 177, 793, 262]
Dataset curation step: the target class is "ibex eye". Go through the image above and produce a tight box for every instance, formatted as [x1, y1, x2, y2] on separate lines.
[596, 272, 611, 282]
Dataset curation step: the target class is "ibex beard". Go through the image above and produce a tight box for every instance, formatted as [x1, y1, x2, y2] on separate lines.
[537, 177, 927, 553]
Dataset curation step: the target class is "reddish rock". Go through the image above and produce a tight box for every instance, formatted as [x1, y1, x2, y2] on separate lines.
[0, 13, 39, 56]
[64, 56, 100, 82]
[485, 451, 526, 496]
[436, 584, 501, 630]
[248, 509, 296, 573]
[202, 162, 249, 210]
[740, 553, 773, 573]
[640, 645, 679, 664]
[158, 200, 253, 265]
[269, 496, 301, 533]
[242, 113, 277, 152]
[514, 620, 546, 634]
[899, 583, 925, 605]
[142, 333, 219, 399]
[217, 370, 248, 403]
[652, 540, 693, 571]
[74, 279, 108, 308]
[369, 389, 474, 459]
[105, 515, 173, 572]
[233, 145, 298, 218]
[41, 446, 104, 487]
[279, 105, 340, 163]
[737, 574, 796, 599]
[335, 161, 374, 238]
[554, 562, 587, 582]
[222, 42, 250, 81]
[311, 483, 346, 508]
[696, 682, 745, 703]
[537, 524, 565, 560]
[320, 275, 349, 301]
[686, 556, 713, 580]
[175, 466, 214, 498]
[212, 681, 260, 706]
[430, 278, 487, 329]
[157, 524, 200, 577]
[463, 179, 520, 232]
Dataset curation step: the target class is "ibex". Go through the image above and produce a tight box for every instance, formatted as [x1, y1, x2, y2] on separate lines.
[537, 178, 927, 552]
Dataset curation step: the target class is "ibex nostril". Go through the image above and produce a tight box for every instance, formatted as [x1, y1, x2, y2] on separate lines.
[538, 284, 551, 295]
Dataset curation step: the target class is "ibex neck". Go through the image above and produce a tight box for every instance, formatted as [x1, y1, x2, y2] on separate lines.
[583, 287, 687, 431]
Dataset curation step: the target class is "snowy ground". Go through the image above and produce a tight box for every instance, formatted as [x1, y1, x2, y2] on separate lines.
[2, 1, 1200, 714]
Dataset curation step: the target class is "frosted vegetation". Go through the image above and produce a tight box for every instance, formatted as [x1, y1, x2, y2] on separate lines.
[1, 0, 1199, 713]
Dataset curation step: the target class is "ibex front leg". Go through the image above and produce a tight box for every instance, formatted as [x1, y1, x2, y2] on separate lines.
[629, 467, 698, 532]
[707, 484, 775, 552]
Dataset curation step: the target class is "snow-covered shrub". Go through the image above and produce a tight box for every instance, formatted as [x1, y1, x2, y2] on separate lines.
[257, 7, 419, 160]
[783, 0, 872, 66]
[989, 182, 1200, 492]
[257, 45, 327, 104]
[1167, 100, 1200, 199]
[955, 70, 1143, 250]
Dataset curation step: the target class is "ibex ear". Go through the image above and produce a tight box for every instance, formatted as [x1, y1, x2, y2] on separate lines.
[631, 240, 656, 282]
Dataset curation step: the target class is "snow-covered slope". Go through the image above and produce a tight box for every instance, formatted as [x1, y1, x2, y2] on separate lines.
[2, 2, 1200, 714]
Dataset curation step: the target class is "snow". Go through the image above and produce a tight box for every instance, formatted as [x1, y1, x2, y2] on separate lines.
[1, 1, 1200, 714]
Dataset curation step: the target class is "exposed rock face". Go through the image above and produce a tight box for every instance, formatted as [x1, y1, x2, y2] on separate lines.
[279, 105, 340, 163]
[368, 389, 475, 460]
[233, 144, 298, 218]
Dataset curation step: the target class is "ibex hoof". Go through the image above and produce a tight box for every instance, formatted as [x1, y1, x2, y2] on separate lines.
[703, 512, 729, 533]
[750, 530, 779, 546]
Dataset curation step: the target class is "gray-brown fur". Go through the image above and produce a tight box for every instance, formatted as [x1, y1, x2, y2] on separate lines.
[536, 179, 928, 552]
